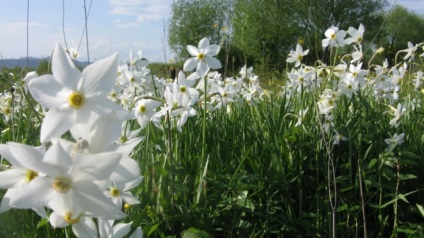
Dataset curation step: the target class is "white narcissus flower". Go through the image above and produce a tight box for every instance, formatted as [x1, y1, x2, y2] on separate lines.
[345, 23, 365, 45]
[384, 133, 405, 152]
[7, 140, 126, 221]
[183, 37, 222, 78]
[134, 98, 162, 129]
[28, 42, 129, 143]
[0, 143, 46, 217]
[322, 26, 346, 48]
[98, 219, 143, 238]
[106, 176, 143, 207]
[286, 44, 309, 67]
[50, 212, 98, 237]
[69, 113, 142, 183]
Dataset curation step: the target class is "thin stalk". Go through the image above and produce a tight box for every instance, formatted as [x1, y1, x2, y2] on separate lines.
[26, 0, 29, 68]
[358, 156, 367, 237]
[201, 74, 207, 164]
[166, 111, 175, 233]
[391, 160, 400, 238]
[62, 0, 68, 49]
[83, 0, 90, 64]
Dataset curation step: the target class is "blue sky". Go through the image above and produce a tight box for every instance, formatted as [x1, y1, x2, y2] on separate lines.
[0, 0, 423, 63]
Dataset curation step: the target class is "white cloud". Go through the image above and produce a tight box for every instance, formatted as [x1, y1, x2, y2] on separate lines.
[108, 0, 171, 25]
[0, 21, 50, 30]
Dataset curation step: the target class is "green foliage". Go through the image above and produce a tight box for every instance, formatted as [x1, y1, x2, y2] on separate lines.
[378, 5, 424, 65]
[168, 0, 232, 61]
[181, 227, 211, 238]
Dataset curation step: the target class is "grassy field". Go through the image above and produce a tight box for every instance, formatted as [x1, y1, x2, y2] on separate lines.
[1, 34, 424, 238]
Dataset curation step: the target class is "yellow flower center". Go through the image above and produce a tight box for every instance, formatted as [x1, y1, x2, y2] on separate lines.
[110, 187, 120, 197]
[52, 177, 72, 193]
[68, 92, 85, 109]
[180, 86, 186, 93]
[297, 55, 303, 61]
[4, 107, 11, 115]
[25, 170, 38, 182]
[64, 212, 80, 224]
[139, 105, 147, 113]
[331, 33, 336, 39]
[124, 203, 131, 211]
[197, 53, 205, 60]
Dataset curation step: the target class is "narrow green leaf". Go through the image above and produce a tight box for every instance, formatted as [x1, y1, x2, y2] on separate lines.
[147, 224, 160, 236]
[36, 218, 48, 229]
[416, 204, 424, 218]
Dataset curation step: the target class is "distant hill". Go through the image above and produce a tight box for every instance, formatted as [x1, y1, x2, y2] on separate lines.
[0, 57, 47, 69]
[0, 57, 87, 69]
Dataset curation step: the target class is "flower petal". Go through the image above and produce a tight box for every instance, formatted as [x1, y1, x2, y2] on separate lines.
[198, 37, 209, 49]
[6, 143, 47, 174]
[0, 169, 25, 189]
[52, 42, 81, 90]
[196, 61, 210, 78]
[28, 75, 70, 109]
[73, 181, 126, 219]
[121, 191, 140, 205]
[40, 107, 74, 143]
[73, 152, 121, 181]
[80, 53, 118, 95]
[113, 222, 132, 237]
[204, 56, 222, 69]
[72, 217, 98, 238]
[205, 45, 220, 56]
[10, 176, 54, 209]
[183, 57, 198, 72]
[186, 45, 199, 57]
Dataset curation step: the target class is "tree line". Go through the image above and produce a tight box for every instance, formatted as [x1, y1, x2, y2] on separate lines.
[168, 0, 424, 74]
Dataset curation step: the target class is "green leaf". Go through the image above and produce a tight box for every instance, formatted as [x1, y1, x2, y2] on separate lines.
[147, 224, 160, 236]
[398, 173, 417, 180]
[368, 158, 378, 169]
[36, 218, 48, 229]
[416, 204, 424, 218]
[181, 227, 211, 238]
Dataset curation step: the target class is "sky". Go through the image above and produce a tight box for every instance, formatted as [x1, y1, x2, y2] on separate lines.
[0, 0, 423, 63]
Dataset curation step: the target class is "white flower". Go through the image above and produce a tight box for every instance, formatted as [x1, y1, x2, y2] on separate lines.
[28, 43, 128, 143]
[183, 37, 222, 77]
[322, 26, 346, 48]
[134, 98, 162, 129]
[345, 23, 365, 45]
[384, 133, 405, 152]
[8, 140, 126, 220]
[286, 44, 309, 67]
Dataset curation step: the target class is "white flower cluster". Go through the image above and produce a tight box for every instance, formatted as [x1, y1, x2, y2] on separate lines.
[0, 43, 143, 237]
[283, 23, 423, 150]
[0, 37, 267, 237]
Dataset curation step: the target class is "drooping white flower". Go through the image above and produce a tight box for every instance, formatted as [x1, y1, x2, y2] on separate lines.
[384, 133, 405, 152]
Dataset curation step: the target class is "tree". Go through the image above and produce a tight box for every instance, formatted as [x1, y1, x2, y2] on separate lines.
[378, 5, 424, 65]
[295, 0, 387, 63]
[168, 0, 233, 61]
[232, 0, 387, 70]
[232, 0, 302, 70]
